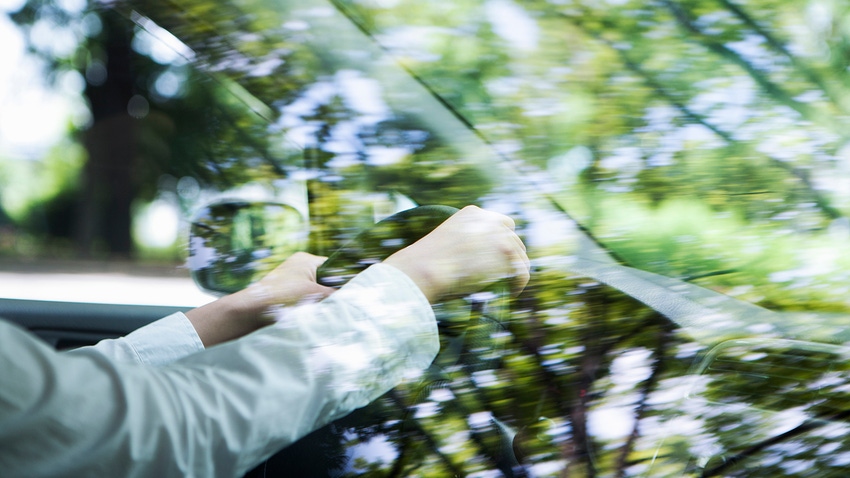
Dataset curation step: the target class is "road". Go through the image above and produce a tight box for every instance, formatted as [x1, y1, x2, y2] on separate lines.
[0, 259, 216, 307]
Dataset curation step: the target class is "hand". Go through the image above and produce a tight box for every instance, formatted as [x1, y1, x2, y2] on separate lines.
[384, 205, 530, 303]
[247, 252, 336, 308]
[187, 252, 334, 346]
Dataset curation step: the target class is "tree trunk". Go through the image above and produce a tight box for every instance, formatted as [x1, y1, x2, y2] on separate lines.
[76, 10, 138, 258]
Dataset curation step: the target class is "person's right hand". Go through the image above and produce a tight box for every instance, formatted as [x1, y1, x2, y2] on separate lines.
[383, 205, 530, 303]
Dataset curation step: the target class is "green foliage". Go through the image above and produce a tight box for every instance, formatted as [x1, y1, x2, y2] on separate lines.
[0, 141, 85, 223]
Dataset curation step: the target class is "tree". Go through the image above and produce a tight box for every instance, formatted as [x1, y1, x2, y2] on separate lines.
[6, 0, 282, 257]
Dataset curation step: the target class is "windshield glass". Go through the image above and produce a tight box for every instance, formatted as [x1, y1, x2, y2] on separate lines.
[4, 0, 850, 475]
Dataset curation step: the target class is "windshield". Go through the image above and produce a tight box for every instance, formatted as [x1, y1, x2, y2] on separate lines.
[4, 0, 850, 475]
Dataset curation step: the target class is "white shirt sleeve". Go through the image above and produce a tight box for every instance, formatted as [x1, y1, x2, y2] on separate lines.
[0, 263, 438, 478]
[66, 311, 205, 366]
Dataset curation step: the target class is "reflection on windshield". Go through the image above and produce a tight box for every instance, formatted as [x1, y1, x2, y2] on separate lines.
[123, 0, 850, 475]
[7, 0, 850, 474]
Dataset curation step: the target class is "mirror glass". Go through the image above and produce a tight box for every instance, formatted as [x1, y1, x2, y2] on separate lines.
[189, 202, 307, 295]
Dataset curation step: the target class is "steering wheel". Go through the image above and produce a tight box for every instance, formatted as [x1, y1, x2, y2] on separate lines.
[245, 205, 517, 477]
[316, 205, 458, 286]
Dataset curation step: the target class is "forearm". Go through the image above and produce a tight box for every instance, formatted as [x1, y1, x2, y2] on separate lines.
[75, 266, 315, 363]
[66, 311, 205, 366]
[184, 287, 273, 347]
[178, 263, 439, 472]
[186, 251, 333, 348]
[71, 282, 295, 365]
[0, 264, 437, 477]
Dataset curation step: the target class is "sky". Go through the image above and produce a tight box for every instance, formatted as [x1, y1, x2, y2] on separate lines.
[0, 1, 85, 160]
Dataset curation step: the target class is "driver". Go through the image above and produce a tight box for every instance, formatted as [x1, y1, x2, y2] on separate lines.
[0, 206, 529, 478]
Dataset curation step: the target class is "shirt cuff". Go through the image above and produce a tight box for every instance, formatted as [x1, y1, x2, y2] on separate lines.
[72, 312, 205, 366]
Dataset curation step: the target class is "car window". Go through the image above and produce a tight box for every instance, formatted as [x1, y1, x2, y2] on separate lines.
[4, 0, 850, 475]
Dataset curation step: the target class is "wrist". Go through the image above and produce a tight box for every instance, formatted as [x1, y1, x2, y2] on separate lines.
[384, 251, 446, 303]
[226, 286, 277, 325]
[186, 289, 273, 347]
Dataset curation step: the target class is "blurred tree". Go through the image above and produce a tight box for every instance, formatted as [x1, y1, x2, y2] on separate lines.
[8, 3, 149, 256]
[6, 0, 283, 258]
[76, 9, 137, 256]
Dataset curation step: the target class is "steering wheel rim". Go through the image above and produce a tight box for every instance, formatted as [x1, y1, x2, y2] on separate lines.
[316, 205, 460, 287]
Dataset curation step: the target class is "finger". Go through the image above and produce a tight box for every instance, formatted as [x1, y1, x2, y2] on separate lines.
[503, 225, 526, 252]
[304, 254, 329, 269]
[502, 230, 530, 295]
[500, 214, 516, 231]
[510, 254, 531, 296]
[288, 251, 327, 265]
[284, 252, 328, 278]
[303, 253, 329, 262]
[477, 208, 516, 231]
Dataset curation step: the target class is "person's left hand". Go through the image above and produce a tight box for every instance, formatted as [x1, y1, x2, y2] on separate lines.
[187, 252, 335, 346]
[246, 252, 336, 308]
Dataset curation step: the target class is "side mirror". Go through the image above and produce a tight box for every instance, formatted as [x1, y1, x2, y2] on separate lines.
[188, 201, 307, 295]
